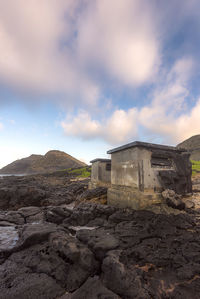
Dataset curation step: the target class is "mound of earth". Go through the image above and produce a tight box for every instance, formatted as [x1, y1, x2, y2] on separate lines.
[177, 135, 200, 160]
[0, 150, 86, 174]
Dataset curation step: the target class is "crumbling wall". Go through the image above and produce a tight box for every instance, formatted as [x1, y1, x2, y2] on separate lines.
[157, 151, 192, 194]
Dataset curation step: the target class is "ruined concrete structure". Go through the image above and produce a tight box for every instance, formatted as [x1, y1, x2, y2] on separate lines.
[89, 158, 111, 189]
[90, 141, 192, 210]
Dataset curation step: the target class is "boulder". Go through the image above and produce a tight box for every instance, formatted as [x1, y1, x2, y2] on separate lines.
[0, 260, 65, 299]
[102, 251, 149, 298]
[77, 228, 119, 260]
[17, 223, 57, 249]
[0, 186, 47, 210]
[184, 200, 195, 209]
[162, 189, 185, 210]
[45, 206, 72, 224]
[67, 276, 120, 299]
[63, 202, 116, 226]
[76, 187, 107, 205]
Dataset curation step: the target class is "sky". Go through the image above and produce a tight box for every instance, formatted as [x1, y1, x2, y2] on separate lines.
[1, 0, 200, 168]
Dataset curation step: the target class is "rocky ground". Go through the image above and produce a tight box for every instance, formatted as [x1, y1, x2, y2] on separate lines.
[0, 173, 200, 298]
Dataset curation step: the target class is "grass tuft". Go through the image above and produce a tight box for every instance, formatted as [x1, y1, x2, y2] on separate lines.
[191, 160, 200, 176]
[67, 167, 91, 178]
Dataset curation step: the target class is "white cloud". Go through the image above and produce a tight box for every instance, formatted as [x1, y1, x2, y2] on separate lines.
[0, 0, 99, 105]
[77, 0, 160, 86]
[104, 109, 138, 144]
[62, 108, 138, 144]
[171, 99, 200, 143]
[139, 57, 195, 143]
[62, 57, 200, 145]
[61, 112, 101, 140]
[0, 0, 161, 107]
[1, 1, 199, 146]
[0, 122, 3, 130]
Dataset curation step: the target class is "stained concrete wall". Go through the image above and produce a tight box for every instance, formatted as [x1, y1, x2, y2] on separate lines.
[110, 147, 179, 192]
[111, 147, 139, 188]
[111, 147, 166, 191]
[90, 161, 111, 188]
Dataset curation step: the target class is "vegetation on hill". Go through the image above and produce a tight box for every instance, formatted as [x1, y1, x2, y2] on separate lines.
[191, 160, 200, 176]
[67, 166, 91, 178]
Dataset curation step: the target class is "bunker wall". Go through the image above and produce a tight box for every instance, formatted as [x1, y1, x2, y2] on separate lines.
[90, 161, 111, 188]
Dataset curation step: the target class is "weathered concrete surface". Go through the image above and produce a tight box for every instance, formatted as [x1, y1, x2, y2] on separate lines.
[108, 185, 162, 210]
[107, 142, 192, 210]
[89, 159, 111, 189]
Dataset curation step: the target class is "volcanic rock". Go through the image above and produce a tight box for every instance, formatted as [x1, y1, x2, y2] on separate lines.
[64, 276, 121, 299]
[162, 189, 185, 210]
[0, 172, 200, 298]
[76, 187, 107, 205]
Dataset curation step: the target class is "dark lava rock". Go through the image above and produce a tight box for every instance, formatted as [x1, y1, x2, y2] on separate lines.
[0, 265, 64, 299]
[65, 276, 120, 299]
[18, 206, 45, 223]
[0, 222, 99, 298]
[77, 187, 107, 204]
[63, 202, 116, 226]
[102, 251, 149, 298]
[1, 170, 200, 299]
[0, 175, 89, 211]
[162, 189, 185, 210]
[77, 228, 119, 260]
[45, 206, 72, 224]
[0, 210, 25, 225]
[17, 223, 58, 249]
[0, 186, 47, 210]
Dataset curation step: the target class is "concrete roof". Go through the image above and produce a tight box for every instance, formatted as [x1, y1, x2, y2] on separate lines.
[90, 158, 111, 163]
[107, 141, 187, 154]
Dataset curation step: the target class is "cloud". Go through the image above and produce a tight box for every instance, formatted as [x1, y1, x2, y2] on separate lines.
[0, 0, 99, 105]
[0, 0, 161, 107]
[62, 108, 138, 145]
[104, 109, 138, 143]
[62, 57, 200, 145]
[0, 123, 3, 130]
[61, 112, 101, 140]
[77, 0, 160, 86]
[172, 99, 200, 142]
[139, 57, 195, 143]
[1, 1, 200, 146]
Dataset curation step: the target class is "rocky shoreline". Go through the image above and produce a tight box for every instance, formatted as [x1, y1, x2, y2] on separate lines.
[0, 173, 200, 298]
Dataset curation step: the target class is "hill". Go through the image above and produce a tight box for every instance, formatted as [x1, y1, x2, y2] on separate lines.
[177, 135, 200, 160]
[0, 150, 86, 174]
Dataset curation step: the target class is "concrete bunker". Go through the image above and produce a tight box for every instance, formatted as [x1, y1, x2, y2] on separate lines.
[106, 141, 192, 210]
[89, 158, 111, 189]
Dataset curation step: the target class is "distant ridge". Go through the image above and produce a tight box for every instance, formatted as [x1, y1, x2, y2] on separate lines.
[177, 135, 200, 160]
[0, 150, 86, 174]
